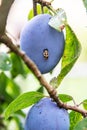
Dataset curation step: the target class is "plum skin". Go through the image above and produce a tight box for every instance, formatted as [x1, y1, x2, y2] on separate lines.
[20, 14, 65, 74]
[24, 97, 70, 130]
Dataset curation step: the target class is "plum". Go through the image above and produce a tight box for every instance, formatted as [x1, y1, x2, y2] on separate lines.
[20, 14, 65, 74]
[24, 97, 70, 130]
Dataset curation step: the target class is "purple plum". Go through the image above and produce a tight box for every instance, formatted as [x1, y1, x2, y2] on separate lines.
[20, 14, 65, 73]
[24, 97, 70, 130]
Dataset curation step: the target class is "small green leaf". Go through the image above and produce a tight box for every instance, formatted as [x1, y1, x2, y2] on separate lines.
[69, 111, 82, 130]
[15, 110, 26, 118]
[6, 79, 21, 99]
[82, 0, 87, 11]
[82, 99, 87, 110]
[74, 118, 87, 130]
[10, 53, 27, 78]
[37, 86, 44, 93]
[0, 72, 20, 103]
[0, 72, 8, 95]
[13, 116, 24, 130]
[58, 94, 73, 103]
[28, 8, 33, 20]
[57, 25, 82, 86]
[0, 72, 12, 103]
[4, 91, 44, 119]
[0, 52, 12, 71]
[50, 77, 58, 88]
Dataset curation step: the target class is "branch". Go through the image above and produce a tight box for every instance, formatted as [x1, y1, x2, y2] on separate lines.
[0, 0, 15, 36]
[0, 35, 57, 99]
[35, 0, 51, 7]
[0, 34, 87, 117]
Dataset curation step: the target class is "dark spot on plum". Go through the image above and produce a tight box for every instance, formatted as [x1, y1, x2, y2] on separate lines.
[43, 49, 49, 60]
[39, 111, 42, 114]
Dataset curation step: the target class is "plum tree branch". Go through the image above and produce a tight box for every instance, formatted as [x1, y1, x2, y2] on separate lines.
[0, 35, 57, 97]
[35, 0, 51, 7]
[0, 34, 87, 117]
[0, 0, 15, 37]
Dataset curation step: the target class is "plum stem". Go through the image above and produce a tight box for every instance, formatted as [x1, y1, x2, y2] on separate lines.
[33, 0, 37, 16]
[0, 34, 87, 117]
[47, 5, 57, 15]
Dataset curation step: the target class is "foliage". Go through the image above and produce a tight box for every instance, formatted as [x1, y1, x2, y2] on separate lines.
[5, 92, 44, 119]
[74, 118, 87, 130]
[28, 4, 50, 20]
[69, 111, 82, 130]
[0, 0, 87, 130]
[0, 52, 12, 71]
[82, 0, 87, 11]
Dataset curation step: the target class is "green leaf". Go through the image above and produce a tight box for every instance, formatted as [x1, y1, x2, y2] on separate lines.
[0, 52, 12, 71]
[58, 94, 73, 103]
[37, 86, 44, 93]
[0, 72, 8, 95]
[82, 99, 87, 110]
[74, 118, 87, 130]
[13, 116, 24, 130]
[6, 78, 21, 99]
[82, 0, 87, 11]
[0, 73, 12, 104]
[0, 72, 20, 103]
[28, 4, 50, 20]
[57, 25, 82, 86]
[50, 77, 58, 88]
[15, 110, 26, 118]
[4, 91, 44, 119]
[69, 111, 82, 130]
[10, 53, 27, 78]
